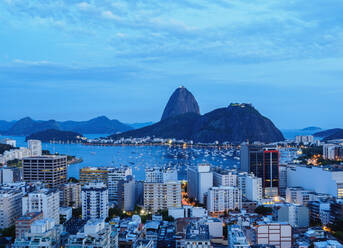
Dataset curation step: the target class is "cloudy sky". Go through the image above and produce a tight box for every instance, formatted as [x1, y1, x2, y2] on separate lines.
[0, 0, 342, 129]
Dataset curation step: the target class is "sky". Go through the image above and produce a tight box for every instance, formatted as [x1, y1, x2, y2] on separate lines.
[0, 0, 342, 129]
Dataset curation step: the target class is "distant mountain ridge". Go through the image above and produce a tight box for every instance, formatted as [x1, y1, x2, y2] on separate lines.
[2, 116, 133, 136]
[110, 93, 285, 144]
[314, 128, 343, 141]
[301, 126, 321, 132]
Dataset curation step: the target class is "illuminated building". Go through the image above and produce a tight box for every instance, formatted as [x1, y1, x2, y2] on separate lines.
[23, 155, 67, 188]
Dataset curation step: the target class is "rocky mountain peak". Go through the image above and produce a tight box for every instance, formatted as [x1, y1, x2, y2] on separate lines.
[161, 86, 200, 121]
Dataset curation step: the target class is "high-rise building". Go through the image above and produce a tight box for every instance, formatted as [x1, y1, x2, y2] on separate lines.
[187, 164, 213, 204]
[240, 144, 279, 198]
[60, 183, 81, 208]
[207, 186, 242, 213]
[117, 175, 136, 211]
[107, 166, 132, 203]
[0, 166, 21, 184]
[295, 135, 314, 144]
[81, 183, 108, 220]
[22, 188, 60, 224]
[79, 167, 109, 185]
[0, 189, 23, 229]
[213, 169, 237, 187]
[145, 167, 178, 183]
[238, 172, 263, 202]
[23, 155, 67, 188]
[144, 181, 181, 213]
[27, 139, 42, 156]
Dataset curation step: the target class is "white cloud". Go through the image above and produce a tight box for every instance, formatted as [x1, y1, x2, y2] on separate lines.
[101, 10, 121, 21]
[76, 2, 92, 11]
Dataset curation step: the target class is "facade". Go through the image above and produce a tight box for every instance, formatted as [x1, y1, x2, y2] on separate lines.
[117, 175, 136, 211]
[278, 165, 288, 197]
[240, 144, 279, 198]
[144, 181, 181, 213]
[256, 223, 292, 248]
[0, 189, 23, 228]
[15, 212, 43, 239]
[287, 165, 343, 199]
[13, 218, 62, 248]
[66, 219, 118, 248]
[275, 204, 309, 228]
[60, 183, 81, 208]
[27, 139, 42, 156]
[145, 167, 178, 183]
[207, 186, 242, 213]
[187, 164, 213, 204]
[0, 166, 21, 184]
[323, 144, 343, 160]
[22, 155, 67, 188]
[81, 183, 109, 220]
[107, 166, 132, 203]
[295, 135, 314, 144]
[228, 225, 250, 248]
[286, 187, 313, 206]
[213, 169, 237, 187]
[79, 167, 108, 185]
[238, 172, 263, 202]
[22, 188, 60, 224]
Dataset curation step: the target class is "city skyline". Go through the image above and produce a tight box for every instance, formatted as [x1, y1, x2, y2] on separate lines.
[1, 0, 343, 129]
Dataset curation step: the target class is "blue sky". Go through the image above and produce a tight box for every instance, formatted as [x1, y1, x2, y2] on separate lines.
[0, 0, 342, 129]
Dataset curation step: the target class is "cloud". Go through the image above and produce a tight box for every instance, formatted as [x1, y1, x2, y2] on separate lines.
[101, 10, 121, 21]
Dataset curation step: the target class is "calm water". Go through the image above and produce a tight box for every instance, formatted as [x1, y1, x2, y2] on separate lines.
[0, 134, 238, 180]
[1, 129, 314, 180]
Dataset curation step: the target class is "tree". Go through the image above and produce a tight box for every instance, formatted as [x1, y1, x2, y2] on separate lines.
[255, 205, 273, 216]
[72, 207, 82, 218]
[0, 225, 15, 239]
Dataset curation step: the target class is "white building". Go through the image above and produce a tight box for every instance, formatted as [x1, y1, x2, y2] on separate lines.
[287, 165, 343, 199]
[228, 225, 250, 248]
[107, 167, 132, 203]
[213, 169, 237, 187]
[27, 139, 42, 156]
[81, 183, 109, 220]
[244, 173, 263, 202]
[0, 138, 16, 147]
[145, 167, 178, 183]
[187, 164, 213, 204]
[13, 218, 62, 248]
[60, 207, 72, 222]
[256, 223, 292, 248]
[66, 218, 118, 248]
[205, 217, 223, 238]
[168, 206, 208, 219]
[296, 135, 314, 144]
[0, 189, 23, 228]
[144, 181, 181, 213]
[207, 186, 242, 213]
[323, 144, 343, 160]
[22, 188, 60, 224]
